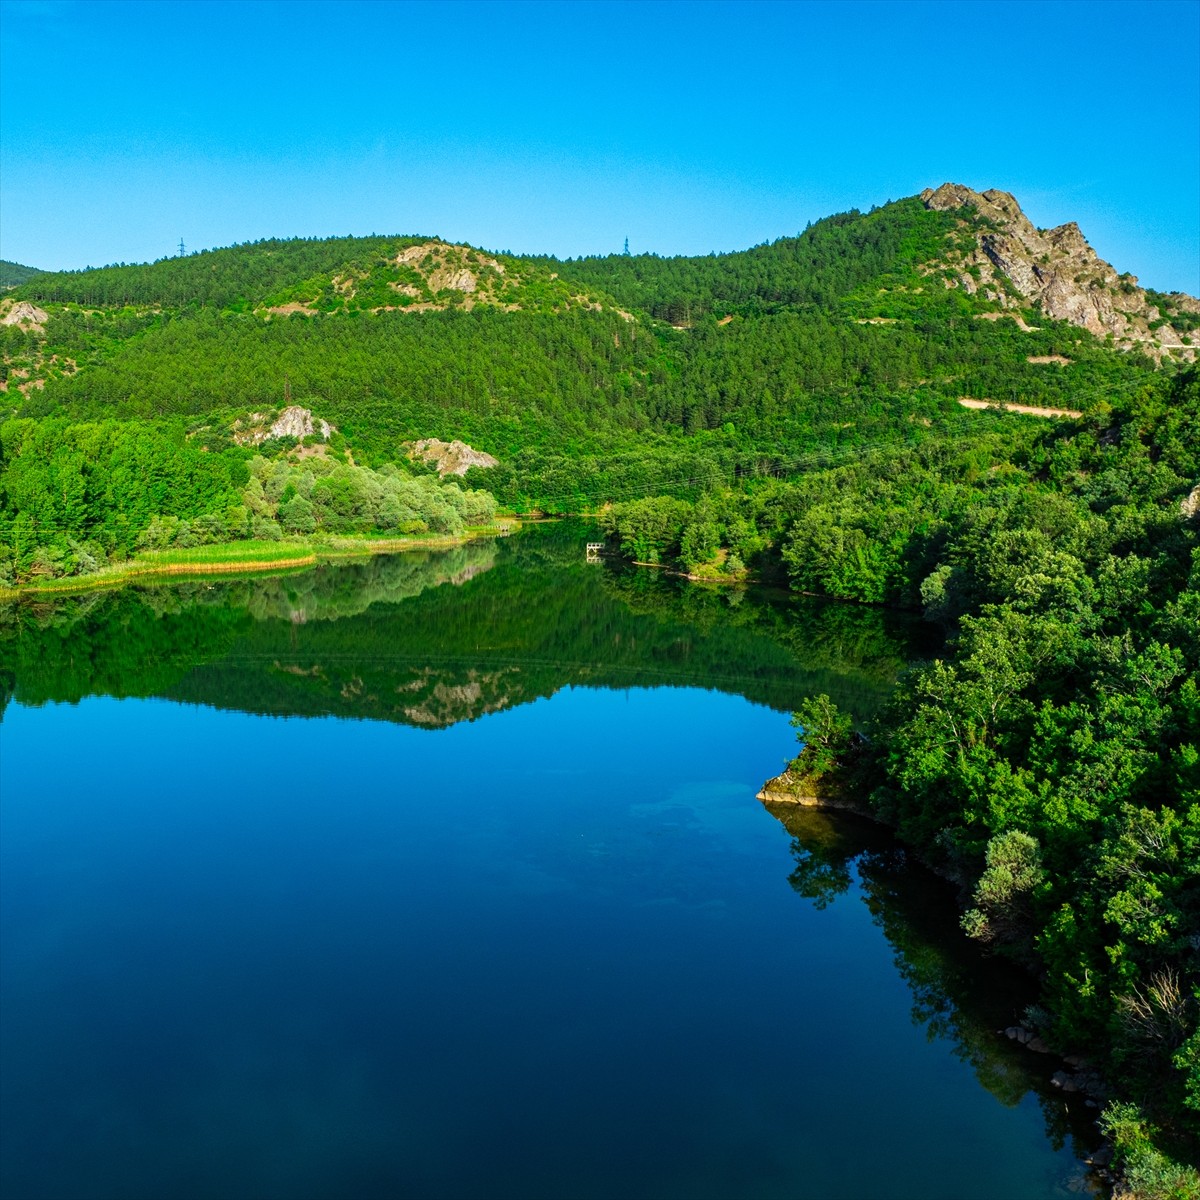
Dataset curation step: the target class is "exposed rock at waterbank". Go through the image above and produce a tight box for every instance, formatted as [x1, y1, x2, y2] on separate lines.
[756, 765, 876, 818]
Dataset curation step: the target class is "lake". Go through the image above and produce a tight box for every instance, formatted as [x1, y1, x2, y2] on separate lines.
[0, 525, 1099, 1199]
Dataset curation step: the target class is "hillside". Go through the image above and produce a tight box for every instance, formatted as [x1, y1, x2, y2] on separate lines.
[3, 190, 1187, 472]
[1, 184, 1195, 575]
[0, 260, 43, 289]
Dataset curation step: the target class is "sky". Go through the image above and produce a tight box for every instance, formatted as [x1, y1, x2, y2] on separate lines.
[1, 0, 1198, 292]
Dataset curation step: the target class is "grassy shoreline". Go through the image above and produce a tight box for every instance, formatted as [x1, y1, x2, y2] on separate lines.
[1, 523, 517, 597]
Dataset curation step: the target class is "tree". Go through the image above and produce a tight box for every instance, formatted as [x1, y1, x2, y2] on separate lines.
[789, 694, 854, 780]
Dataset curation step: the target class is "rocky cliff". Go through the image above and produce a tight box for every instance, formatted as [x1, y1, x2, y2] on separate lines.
[921, 182, 1198, 359]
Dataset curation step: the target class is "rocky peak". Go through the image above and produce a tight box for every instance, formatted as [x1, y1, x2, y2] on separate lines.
[1046, 222, 1088, 255]
[920, 182, 1198, 359]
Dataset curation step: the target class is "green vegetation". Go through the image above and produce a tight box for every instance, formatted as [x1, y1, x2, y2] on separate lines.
[0, 418, 497, 584]
[2, 189, 1196, 1180]
[0, 522, 925, 730]
[0, 260, 43, 289]
[1100, 1102, 1200, 1199]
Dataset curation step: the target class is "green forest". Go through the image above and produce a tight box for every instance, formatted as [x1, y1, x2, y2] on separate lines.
[2, 191, 1197, 1189]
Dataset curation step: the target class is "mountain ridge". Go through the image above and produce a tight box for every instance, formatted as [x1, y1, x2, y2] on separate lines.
[920, 182, 1198, 358]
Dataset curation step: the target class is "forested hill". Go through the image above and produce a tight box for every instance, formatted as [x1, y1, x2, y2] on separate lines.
[0, 260, 43, 289]
[548, 199, 962, 322]
[2, 184, 1197, 576]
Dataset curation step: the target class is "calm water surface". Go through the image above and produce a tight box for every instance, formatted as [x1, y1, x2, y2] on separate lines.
[0, 527, 1096, 1199]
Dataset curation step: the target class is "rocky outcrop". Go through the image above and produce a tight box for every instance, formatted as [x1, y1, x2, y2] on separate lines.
[409, 438, 499, 477]
[394, 242, 492, 298]
[232, 406, 333, 446]
[269, 405, 332, 441]
[1, 300, 48, 327]
[1181, 484, 1200, 521]
[921, 182, 1199, 359]
[757, 765, 875, 817]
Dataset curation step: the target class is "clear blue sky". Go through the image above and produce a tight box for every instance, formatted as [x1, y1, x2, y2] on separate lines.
[2, 0, 1197, 292]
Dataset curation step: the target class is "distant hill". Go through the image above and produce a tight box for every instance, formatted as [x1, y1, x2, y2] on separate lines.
[12, 236, 620, 316]
[0, 259, 43, 288]
[4, 185, 1194, 480]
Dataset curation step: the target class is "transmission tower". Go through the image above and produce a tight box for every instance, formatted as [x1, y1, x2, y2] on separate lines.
[623, 237, 630, 256]
[178, 237, 186, 257]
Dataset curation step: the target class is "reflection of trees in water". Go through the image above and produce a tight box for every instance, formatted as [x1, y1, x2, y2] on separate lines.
[0, 523, 936, 730]
[237, 543, 499, 622]
[774, 805, 1101, 1162]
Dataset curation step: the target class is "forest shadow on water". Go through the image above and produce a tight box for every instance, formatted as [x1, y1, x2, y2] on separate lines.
[772, 806, 1105, 1167]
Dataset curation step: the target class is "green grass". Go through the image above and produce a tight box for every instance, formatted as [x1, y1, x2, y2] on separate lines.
[3, 524, 518, 596]
[141, 539, 316, 566]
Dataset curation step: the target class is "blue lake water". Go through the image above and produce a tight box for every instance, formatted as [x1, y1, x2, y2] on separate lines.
[0, 529, 1096, 1198]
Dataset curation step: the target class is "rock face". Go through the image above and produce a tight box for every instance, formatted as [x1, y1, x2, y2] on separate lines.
[921, 182, 1199, 359]
[232, 406, 333, 446]
[1, 300, 48, 327]
[269, 405, 332, 441]
[409, 438, 499, 477]
[1182, 484, 1200, 520]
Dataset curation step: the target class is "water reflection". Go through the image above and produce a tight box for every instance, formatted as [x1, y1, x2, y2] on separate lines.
[0, 523, 933, 728]
[0, 524, 1104, 1196]
[772, 803, 1104, 1183]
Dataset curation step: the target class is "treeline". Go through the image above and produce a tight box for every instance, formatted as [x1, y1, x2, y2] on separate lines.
[13, 236, 416, 310]
[0, 418, 497, 583]
[0, 259, 43, 289]
[553, 199, 969, 323]
[0, 418, 248, 577]
[12, 200, 956, 318]
[11, 234, 605, 318]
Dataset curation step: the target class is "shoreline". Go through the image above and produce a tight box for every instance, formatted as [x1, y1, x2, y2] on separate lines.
[756, 764, 1133, 1195]
[0, 524, 517, 598]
